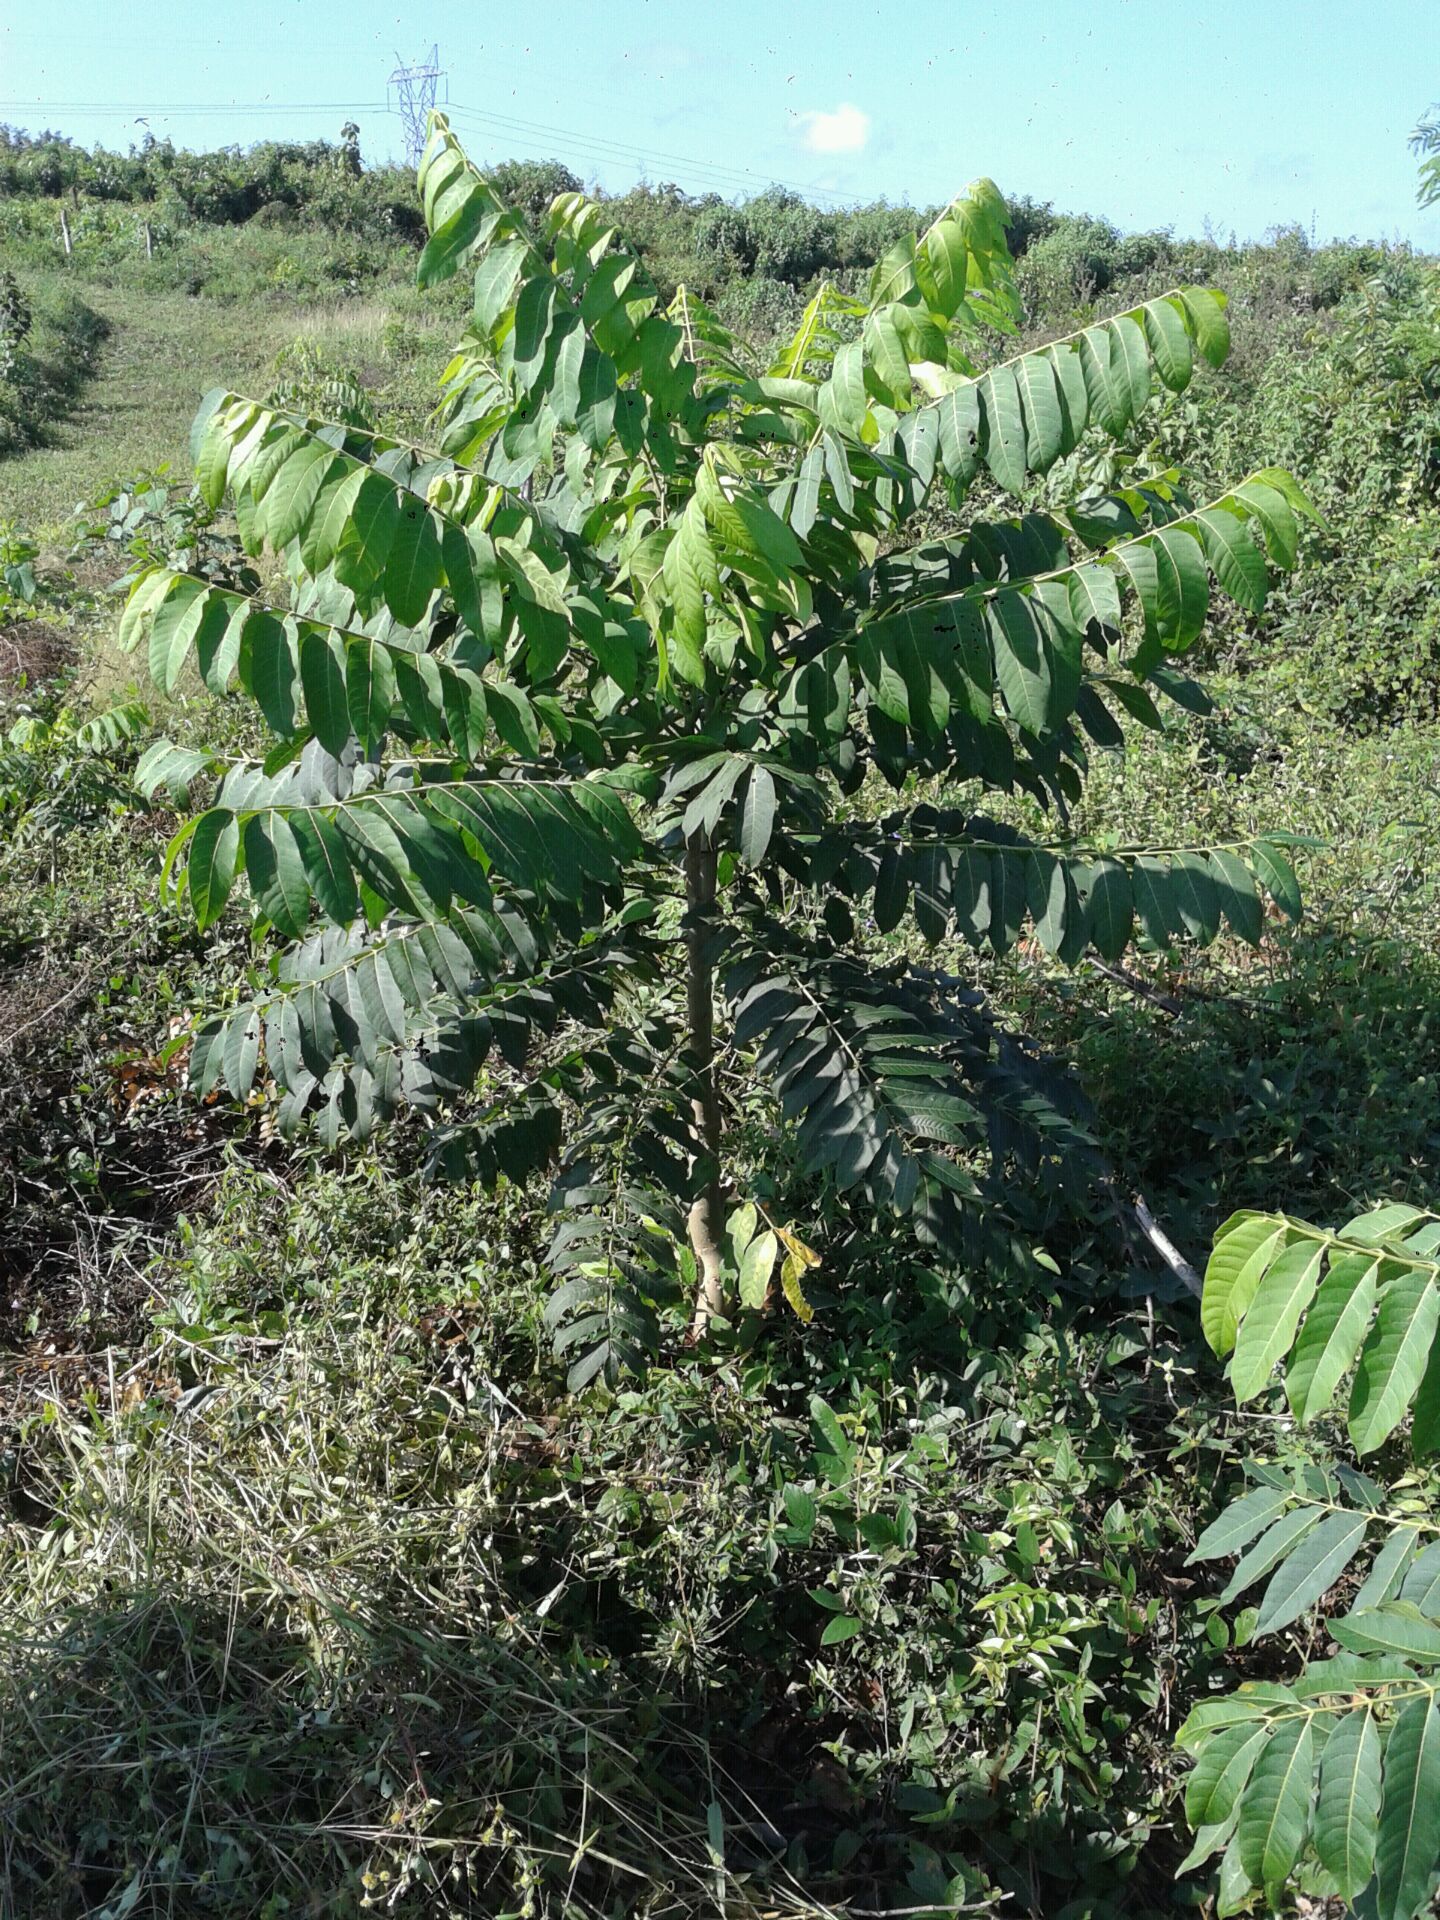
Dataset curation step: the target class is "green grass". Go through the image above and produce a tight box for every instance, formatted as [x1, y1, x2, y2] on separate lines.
[0, 274, 455, 542]
[0, 283, 282, 538]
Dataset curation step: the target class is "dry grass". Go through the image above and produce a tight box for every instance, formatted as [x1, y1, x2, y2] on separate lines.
[0, 1259, 836, 1919]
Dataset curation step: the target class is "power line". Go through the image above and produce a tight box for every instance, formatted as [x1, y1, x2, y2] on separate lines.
[446, 101, 833, 199]
[445, 107, 767, 197]
[0, 100, 389, 114]
[445, 102, 841, 204]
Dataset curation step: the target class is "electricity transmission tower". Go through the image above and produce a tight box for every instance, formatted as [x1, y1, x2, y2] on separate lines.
[388, 47, 445, 167]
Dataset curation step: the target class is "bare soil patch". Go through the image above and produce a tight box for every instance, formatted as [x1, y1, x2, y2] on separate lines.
[0, 618, 73, 688]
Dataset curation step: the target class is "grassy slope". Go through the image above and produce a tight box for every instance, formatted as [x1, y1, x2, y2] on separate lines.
[0, 282, 283, 537]
[0, 275, 450, 541]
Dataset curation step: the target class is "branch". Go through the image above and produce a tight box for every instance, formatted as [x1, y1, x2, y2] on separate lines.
[1130, 1191, 1203, 1298]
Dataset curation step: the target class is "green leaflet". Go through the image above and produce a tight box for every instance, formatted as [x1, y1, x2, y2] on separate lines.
[1129, 854, 1176, 947]
[1345, 1203, 1432, 1246]
[1068, 560, 1121, 635]
[990, 590, 1074, 734]
[1186, 1722, 1272, 1829]
[1177, 1686, 1299, 1753]
[345, 639, 396, 754]
[246, 611, 300, 736]
[1333, 1605, 1440, 1661]
[1251, 1509, 1368, 1636]
[823, 337, 867, 436]
[299, 628, 351, 758]
[1047, 340, 1090, 445]
[1230, 1240, 1324, 1402]
[1349, 1274, 1440, 1455]
[1221, 1505, 1320, 1604]
[923, 215, 968, 319]
[1236, 1716, 1313, 1896]
[865, 304, 912, 404]
[1374, 1695, 1440, 1920]
[1314, 1705, 1382, 1900]
[187, 808, 240, 930]
[1217, 1831, 1250, 1911]
[484, 680, 541, 757]
[738, 1230, 779, 1304]
[384, 500, 443, 628]
[1233, 478, 1299, 568]
[1084, 859, 1132, 961]
[221, 1008, 260, 1099]
[1181, 287, 1231, 368]
[1411, 1336, 1440, 1459]
[1286, 1252, 1380, 1423]
[1208, 848, 1264, 946]
[1106, 313, 1151, 423]
[1141, 295, 1193, 390]
[1170, 851, 1220, 943]
[1117, 538, 1161, 646]
[440, 665, 487, 761]
[979, 363, 1027, 494]
[148, 577, 210, 696]
[1079, 323, 1131, 436]
[193, 405, 235, 509]
[199, 599, 245, 695]
[135, 739, 216, 805]
[334, 474, 401, 597]
[245, 425, 308, 504]
[1353, 1528, 1422, 1612]
[262, 440, 339, 549]
[1176, 1813, 1240, 1876]
[244, 813, 310, 938]
[1196, 505, 1268, 613]
[1250, 838, 1302, 921]
[1016, 352, 1063, 469]
[737, 766, 777, 867]
[417, 176, 495, 288]
[1151, 524, 1209, 648]
[290, 811, 358, 925]
[1291, 1650, 1420, 1698]
[117, 566, 173, 657]
[1188, 1485, 1293, 1565]
[1203, 1218, 1291, 1356]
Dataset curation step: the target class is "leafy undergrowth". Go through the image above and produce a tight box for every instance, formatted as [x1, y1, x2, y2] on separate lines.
[3, 1151, 1253, 1919]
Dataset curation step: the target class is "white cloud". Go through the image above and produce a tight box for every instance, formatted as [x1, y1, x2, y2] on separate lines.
[798, 103, 870, 155]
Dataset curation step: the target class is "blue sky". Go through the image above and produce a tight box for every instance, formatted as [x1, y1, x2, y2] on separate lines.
[4, 0, 1438, 245]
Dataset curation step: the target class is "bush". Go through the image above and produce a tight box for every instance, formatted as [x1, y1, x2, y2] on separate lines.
[1016, 213, 1175, 318]
[0, 277, 107, 453]
[1287, 508, 1440, 726]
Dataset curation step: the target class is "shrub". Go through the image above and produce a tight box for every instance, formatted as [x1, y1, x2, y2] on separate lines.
[119, 114, 1312, 1382]
[1181, 1200, 1440, 1918]
[0, 278, 107, 454]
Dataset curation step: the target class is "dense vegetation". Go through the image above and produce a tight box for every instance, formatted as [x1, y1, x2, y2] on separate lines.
[3, 114, 1440, 1920]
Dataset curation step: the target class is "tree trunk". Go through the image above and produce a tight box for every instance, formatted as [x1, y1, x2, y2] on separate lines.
[684, 837, 726, 1335]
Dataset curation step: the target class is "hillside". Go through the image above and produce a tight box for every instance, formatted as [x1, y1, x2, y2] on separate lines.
[4, 120, 1440, 1920]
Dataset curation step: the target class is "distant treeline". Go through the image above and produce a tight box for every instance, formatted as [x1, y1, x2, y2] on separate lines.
[0, 122, 1403, 324]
